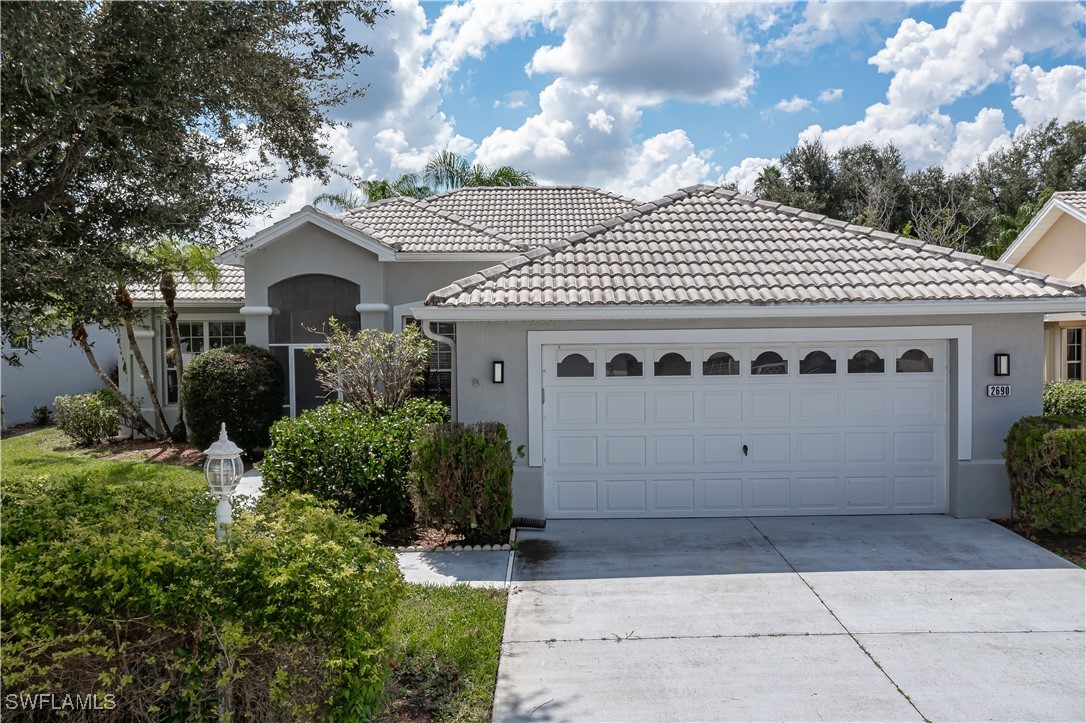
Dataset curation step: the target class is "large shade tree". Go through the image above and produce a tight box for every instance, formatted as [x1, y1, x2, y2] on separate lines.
[2, 0, 388, 436]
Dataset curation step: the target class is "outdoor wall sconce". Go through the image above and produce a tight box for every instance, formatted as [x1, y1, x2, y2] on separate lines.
[994, 353, 1010, 376]
[492, 360, 505, 384]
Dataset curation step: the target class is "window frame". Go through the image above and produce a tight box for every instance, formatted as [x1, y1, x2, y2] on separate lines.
[163, 319, 247, 405]
[1066, 328, 1083, 381]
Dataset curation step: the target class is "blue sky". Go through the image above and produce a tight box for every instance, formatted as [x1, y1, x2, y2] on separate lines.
[265, 1, 1086, 221]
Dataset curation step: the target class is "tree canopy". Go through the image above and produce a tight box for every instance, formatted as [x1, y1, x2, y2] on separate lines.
[1, 0, 389, 355]
[314, 150, 535, 210]
[750, 120, 1086, 256]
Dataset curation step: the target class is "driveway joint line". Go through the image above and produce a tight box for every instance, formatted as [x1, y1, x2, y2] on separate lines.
[746, 517, 931, 723]
[506, 627, 1086, 645]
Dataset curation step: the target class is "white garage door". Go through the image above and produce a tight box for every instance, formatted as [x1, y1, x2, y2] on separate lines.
[543, 340, 948, 518]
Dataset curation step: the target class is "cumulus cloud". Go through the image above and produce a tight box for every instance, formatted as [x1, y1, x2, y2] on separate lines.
[721, 157, 775, 193]
[1011, 64, 1086, 127]
[770, 1, 909, 55]
[527, 2, 759, 105]
[619, 130, 715, 201]
[494, 90, 531, 110]
[944, 108, 1012, 172]
[776, 96, 812, 113]
[817, 87, 843, 103]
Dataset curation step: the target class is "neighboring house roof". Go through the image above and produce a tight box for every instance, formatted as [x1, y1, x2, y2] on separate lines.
[422, 186, 640, 246]
[338, 196, 525, 253]
[427, 185, 1086, 309]
[999, 191, 1086, 267]
[220, 185, 640, 263]
[132, 264, 245, 304]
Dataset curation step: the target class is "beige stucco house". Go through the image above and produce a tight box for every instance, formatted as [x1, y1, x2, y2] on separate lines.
[125, 185, 1086, 522]
[999, 191, 1086, 381]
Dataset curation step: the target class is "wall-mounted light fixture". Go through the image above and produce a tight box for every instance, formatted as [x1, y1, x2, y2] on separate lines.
[492, 360, 504, 384]
[994, 353, 1010, 377]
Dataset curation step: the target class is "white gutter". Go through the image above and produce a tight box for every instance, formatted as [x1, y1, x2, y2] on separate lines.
[421, 321, 457, 421]
[411, 297, 1086, 322]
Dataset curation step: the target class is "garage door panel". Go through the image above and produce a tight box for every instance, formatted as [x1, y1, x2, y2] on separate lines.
[604, 480, 647, 512]
[748, 478, 792, 510]
[796, 389, 840, 421]
[703, 435, 743, 464]
[747, 433, 791, 464]
[748, 390, 790, 421]
[605, 436, 646, 466]
[652, 479, 695, 511]
[544, 340, 947, 518]
[654, 436, 695, 466]
[653, 392, 694, 423]
[554, 391, 597, 424]
[794, 476, 841, 510]
[796, 433, 839, 463]
[554, 436, 598, 467]
[605, 393, 645, 423]
[703, 391, 743, 421]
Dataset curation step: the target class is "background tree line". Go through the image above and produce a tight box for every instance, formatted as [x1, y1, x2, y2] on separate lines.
[744, 119, 1086, 258]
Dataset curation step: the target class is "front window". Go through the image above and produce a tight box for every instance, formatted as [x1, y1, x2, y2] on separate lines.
[403, 317, 455, 402]
[1067, 329, 1083, 380]
[164, 321, 246, 404]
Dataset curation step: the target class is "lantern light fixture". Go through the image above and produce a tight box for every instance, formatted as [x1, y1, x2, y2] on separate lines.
[203, 423, 244, 539]
[492, 360, 504, 384]
[994, 353, 1010, 377]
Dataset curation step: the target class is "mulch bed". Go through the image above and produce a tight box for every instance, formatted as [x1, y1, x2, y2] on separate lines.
[992, 518, 1086, 567]
[383, 525, 510, 550]
[89, 439, 206, 467]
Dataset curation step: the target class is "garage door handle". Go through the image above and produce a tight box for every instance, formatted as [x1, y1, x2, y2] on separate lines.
[742, 444, 748, 456]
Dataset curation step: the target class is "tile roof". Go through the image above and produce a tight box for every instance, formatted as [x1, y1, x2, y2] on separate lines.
[427, 185, 1086, 308]
[132, 264, 245, 303]
[1054, 191, 1086, 215]
[338, 196, 524, 253]
[422, 186, 640, 246]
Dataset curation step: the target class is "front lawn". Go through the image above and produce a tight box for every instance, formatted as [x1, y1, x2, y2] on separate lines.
[384, 585, 507, 723]
[1, 428, 509, 720]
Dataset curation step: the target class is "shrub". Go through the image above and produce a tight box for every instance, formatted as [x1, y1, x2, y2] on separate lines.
[53, 389, 120, 445]
[31, 404, 51, 425]
[1004, 415, 1086, 534]
[1, 475, 404, 722]
[410, 422, 516, 543]
[1043, 380, 1086, 417]
[313, 318, 432, 413]
[181, 344, 284, 453]
[262, 398, 448, 529]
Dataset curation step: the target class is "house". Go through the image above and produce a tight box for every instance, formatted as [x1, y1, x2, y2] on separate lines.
[125, 184, 1085, 521]
[998, 191, 1086, 381]
[1, 327, 118, 426]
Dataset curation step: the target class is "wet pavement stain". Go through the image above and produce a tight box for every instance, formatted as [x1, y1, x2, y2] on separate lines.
[517, 538, 561, 566]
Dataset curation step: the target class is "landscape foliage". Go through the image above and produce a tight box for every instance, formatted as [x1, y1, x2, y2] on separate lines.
[53, 389, 121, 445]
[1043, 380, 1086, 417]
[1004, 415, 1086, 534]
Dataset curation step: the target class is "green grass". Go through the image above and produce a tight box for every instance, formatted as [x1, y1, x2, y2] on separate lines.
[384, 584, 507, 722]
[1, 427, 203, 486]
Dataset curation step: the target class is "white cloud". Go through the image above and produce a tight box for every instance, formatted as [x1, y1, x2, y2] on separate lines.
[619, 130, 715, 201]
[587, 109, 615, 134]
[776, 96, 812, 113]
[494, 90, 531, 110]
[872, 1, 1085, 116]
[721, 157, 775, 193]
[770, 1, 908, 55]
[817, 87, 843, 103]
[944, 108, 1012, 172]
[1011, 64, 1086, 127]
[527, 2, 759, 105]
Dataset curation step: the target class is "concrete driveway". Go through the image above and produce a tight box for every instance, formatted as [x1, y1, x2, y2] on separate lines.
[493, 516, 1085, 722]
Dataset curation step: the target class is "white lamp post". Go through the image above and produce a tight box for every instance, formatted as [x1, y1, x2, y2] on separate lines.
[203, 423, 243, 540]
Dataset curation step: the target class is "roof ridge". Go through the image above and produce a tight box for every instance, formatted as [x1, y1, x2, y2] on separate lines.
[424, 184, 641, 206]
[723, 191, 1085, 293]
[425, 185, 713, 306]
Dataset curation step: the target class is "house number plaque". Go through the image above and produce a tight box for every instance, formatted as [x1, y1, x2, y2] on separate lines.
[986, 384, 1011, 397]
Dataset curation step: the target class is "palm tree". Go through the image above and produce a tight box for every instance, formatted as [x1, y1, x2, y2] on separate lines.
[313, 152, 534, 212]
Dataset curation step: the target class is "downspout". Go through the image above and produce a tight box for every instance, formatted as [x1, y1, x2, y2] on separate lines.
[421, 321, 457, 420]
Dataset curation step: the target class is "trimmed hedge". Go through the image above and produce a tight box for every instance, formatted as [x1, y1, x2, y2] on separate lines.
[410, 422, 515, 543]
[262, 399, 448, 529]
[1004, 415, 1086, 533]
[181, 344, 284, 453]
[53, 389, 120, 445]
[1043, 380, 1086, 417]
[1, 477, 404, 721]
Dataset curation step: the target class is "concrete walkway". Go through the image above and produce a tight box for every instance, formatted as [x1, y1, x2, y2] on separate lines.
[397, 549, 510, 588]
[493, 516, 1086, 722]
